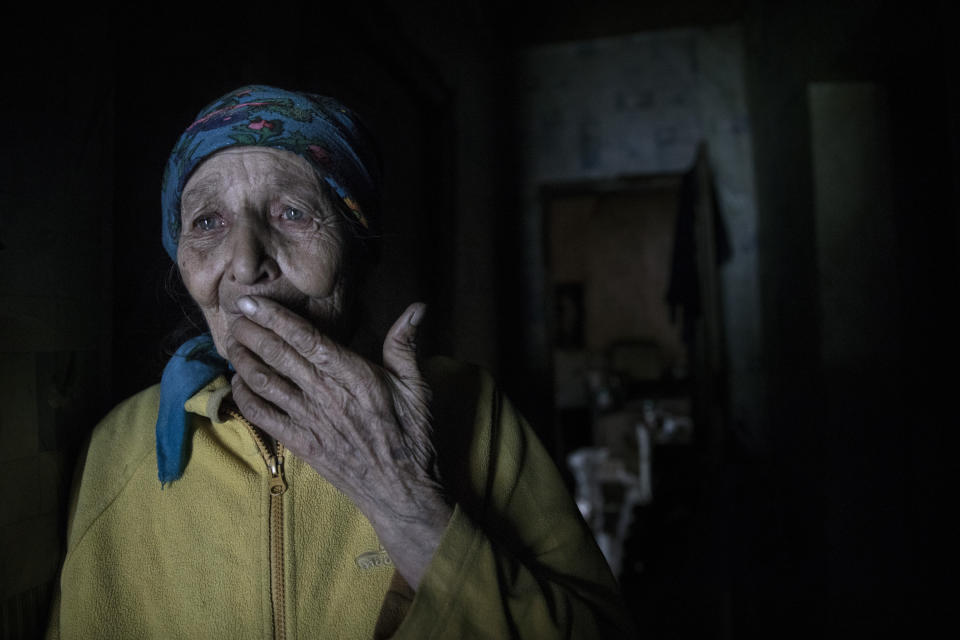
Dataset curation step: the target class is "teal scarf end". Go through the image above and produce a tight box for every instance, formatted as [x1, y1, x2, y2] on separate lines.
[156, 334, 230, 485]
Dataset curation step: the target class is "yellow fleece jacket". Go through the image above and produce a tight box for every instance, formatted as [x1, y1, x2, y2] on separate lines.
[47, 358, 634, 639]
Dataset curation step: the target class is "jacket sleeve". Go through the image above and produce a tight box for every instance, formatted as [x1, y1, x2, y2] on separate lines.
[394, 360, 636, 639]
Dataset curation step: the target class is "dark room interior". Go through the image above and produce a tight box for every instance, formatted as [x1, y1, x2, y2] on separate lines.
[1, 1, 955, 637]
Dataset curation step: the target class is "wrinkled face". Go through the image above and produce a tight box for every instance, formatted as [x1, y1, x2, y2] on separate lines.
[177, 146, 350, 358]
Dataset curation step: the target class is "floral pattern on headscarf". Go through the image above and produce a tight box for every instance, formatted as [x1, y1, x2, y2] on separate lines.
[160, 85, 380, 260]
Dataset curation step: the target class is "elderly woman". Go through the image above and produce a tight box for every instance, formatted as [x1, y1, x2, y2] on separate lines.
[47, 86, 632, 639]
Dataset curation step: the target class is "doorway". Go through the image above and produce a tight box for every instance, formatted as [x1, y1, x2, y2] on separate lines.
[544, 173, 693, 460]
[542, 158, 728, 633]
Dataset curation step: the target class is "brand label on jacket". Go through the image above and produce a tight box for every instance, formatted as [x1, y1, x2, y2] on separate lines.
[355, 547, 393, 570]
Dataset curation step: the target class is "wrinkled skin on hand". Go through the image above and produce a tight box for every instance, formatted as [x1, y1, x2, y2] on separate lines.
[225, 296, 452, 589]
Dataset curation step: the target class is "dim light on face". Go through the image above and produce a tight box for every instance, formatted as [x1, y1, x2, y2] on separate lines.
[177, 146, 350, 358]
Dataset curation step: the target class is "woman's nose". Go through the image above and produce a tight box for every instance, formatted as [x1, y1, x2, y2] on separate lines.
[228, 223, 280, 285]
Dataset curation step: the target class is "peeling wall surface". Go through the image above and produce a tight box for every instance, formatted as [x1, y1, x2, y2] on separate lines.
[517, 25, 763, 443]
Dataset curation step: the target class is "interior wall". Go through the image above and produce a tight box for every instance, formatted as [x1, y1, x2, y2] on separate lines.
[809, 80, 906, 627]
[549, 189, 685, 361]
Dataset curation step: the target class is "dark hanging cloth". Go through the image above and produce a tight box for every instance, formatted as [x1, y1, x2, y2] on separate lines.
[666, 157, 732, 344]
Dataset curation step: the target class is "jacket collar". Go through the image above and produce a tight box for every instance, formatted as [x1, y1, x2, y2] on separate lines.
[184, 374, 234, 423]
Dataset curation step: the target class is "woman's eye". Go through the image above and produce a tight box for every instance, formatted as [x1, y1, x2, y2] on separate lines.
[281, 206, 305, 221]
[193, 214, 224, 232]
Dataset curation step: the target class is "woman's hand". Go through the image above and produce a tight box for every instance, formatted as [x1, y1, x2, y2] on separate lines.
[224, 295, 452, 588]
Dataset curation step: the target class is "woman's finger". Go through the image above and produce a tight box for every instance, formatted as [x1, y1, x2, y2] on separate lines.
[231, 374, 299, 444]
[237, 295, 348, 368]
[230, 315, 317, 390]
[382, 302, 426, 385]
[226, 339, 306, 419]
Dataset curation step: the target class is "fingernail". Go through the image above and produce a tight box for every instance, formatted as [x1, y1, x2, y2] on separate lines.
[238, 296, 258, 315]
[409, 304, 426, 327]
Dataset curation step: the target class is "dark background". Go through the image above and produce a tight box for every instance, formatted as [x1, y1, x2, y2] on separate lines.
[1, 1, 955, 637]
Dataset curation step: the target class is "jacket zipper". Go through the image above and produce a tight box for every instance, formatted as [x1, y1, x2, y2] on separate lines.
[227, 409, 288, 640]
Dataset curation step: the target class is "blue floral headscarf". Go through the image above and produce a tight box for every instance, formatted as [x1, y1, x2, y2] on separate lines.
[160, 84, 381, 261]
[156, 85, 381, 485]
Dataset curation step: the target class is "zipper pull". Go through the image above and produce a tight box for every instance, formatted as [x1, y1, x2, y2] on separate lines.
[268, 455, 287, 495]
